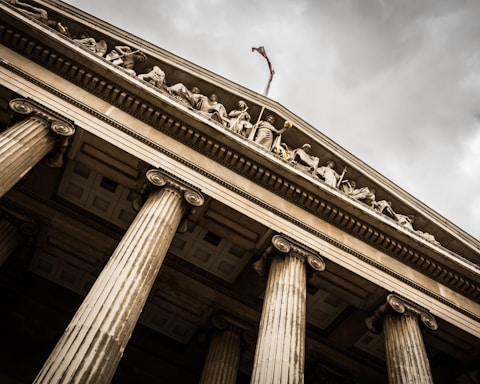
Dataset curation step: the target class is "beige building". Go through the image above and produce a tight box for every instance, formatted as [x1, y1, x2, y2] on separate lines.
[0, 1, 479, 383]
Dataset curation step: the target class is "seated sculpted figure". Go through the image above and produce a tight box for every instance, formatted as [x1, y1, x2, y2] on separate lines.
[227, 100, 253, 137]
[7, 0, 69, 35]
[252, 115, 288, 150]
[396, 214, 416, 231]
[315, 161, 343, 188]
[196, 93, 229, 125]
[106, 45, 147, 75]
[392, 212, 440, 245]
[340, 180, 376, 205]
[416, 231, 440, 245]
[289, 143, 319, 174]
[167, 84, 200, 108]
[73, 33, 107, 56]
[372, 199, 397, 219]
[138, 66, 167, 90]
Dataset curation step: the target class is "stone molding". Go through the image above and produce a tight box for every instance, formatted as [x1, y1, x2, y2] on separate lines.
[3, 64, 480, 326]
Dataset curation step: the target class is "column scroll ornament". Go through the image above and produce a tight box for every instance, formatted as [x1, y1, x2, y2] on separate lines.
[9, 98, 75, 167]
[0, 205, 38, 236]
[365, 293, 438, 334]
[253, 234, 325, 276]
[133, 169, 205, 228]
[209, 312, 257, 347]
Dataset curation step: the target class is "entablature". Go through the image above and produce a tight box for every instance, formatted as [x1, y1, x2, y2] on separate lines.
[1, 0, 479, 307]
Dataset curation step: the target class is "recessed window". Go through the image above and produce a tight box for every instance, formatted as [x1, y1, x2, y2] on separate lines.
[204, 231, 221, 246]
[100, 177, 118, 193]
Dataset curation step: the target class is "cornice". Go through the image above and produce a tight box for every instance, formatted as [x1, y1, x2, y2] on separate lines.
[1, 4, 480, 307]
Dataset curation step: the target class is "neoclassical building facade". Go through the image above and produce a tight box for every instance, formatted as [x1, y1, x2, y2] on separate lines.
[0, 1, 479, 383]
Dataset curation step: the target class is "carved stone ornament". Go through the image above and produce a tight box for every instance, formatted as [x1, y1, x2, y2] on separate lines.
[253, 234, 325, 276]
[366, 293, 438, 334]
[129, 168, 205, 213]
[209, 313, 257, 347]
[9, 98, 75, 137]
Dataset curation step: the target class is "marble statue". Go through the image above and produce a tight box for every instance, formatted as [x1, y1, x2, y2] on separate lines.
[106, 45, 147, 75]
[226, 100, 253, 137]
[138, 66, 167, 90]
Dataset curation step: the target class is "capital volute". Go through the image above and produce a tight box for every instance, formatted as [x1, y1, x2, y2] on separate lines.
[253, 234, 325, 276]
[9, 98, 75, 138]
[208, 313, 257, 348]
[0, 206, 38, 236]
[133, 169, 205, 215]
[366, 293, 438, 334]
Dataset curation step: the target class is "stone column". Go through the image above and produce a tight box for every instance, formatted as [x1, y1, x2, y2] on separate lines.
[34, 169, 204, 384]
[200, 314, 244, 384]
[0, 98, 75, 197]
[0, 217, 19, 266]
[251, 235, 325, 384]
[365, 293, 438, 384]
[0, 207, 38, 267]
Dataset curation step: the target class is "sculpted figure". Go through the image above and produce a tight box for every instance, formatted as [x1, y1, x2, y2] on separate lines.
[196, 93, 229, 125]
[7, 0, 69, 35]
[138, 66, 167, 90]
[106, 45, 147, 75]
[272, 142, 291, 161]
[271, 121, 292, 160]
[372, 199, 397, 219]
[396, 214, 416, 231]
[73, 33, 107, 56]
[167, 84, 199, 107]
[416, 231, 440, 245]
[341, 180, 376, 205]
[227, 100, 253, 137]
[289, 143, 319, 173]
[252, 115, 288, 150]
[315, 161, 343, 188]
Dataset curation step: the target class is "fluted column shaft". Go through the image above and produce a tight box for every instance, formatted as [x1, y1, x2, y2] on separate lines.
[34, 170, 204, 384]
[200, 327, 241, 384]
[0, 116, 54, 197]
[366, 294, 437, 384]
[251, 235, 325, 384]
[0, 98, 75, 198]
[384, 313, 434, 384]
[0, 218, 20, 266]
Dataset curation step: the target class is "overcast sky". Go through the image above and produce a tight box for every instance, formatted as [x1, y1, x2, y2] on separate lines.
[61, 0, 480, 240]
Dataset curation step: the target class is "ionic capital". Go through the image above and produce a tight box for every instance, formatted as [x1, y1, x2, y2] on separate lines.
[9, 98, 75, 168]
[209, 313, 257, 346]
[366, 293, 438, 334]
[253, 234, 325, 276]
[9, 98, 75, 138]
[0, 205, 38, 236]
[133, 169, 205, 215]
